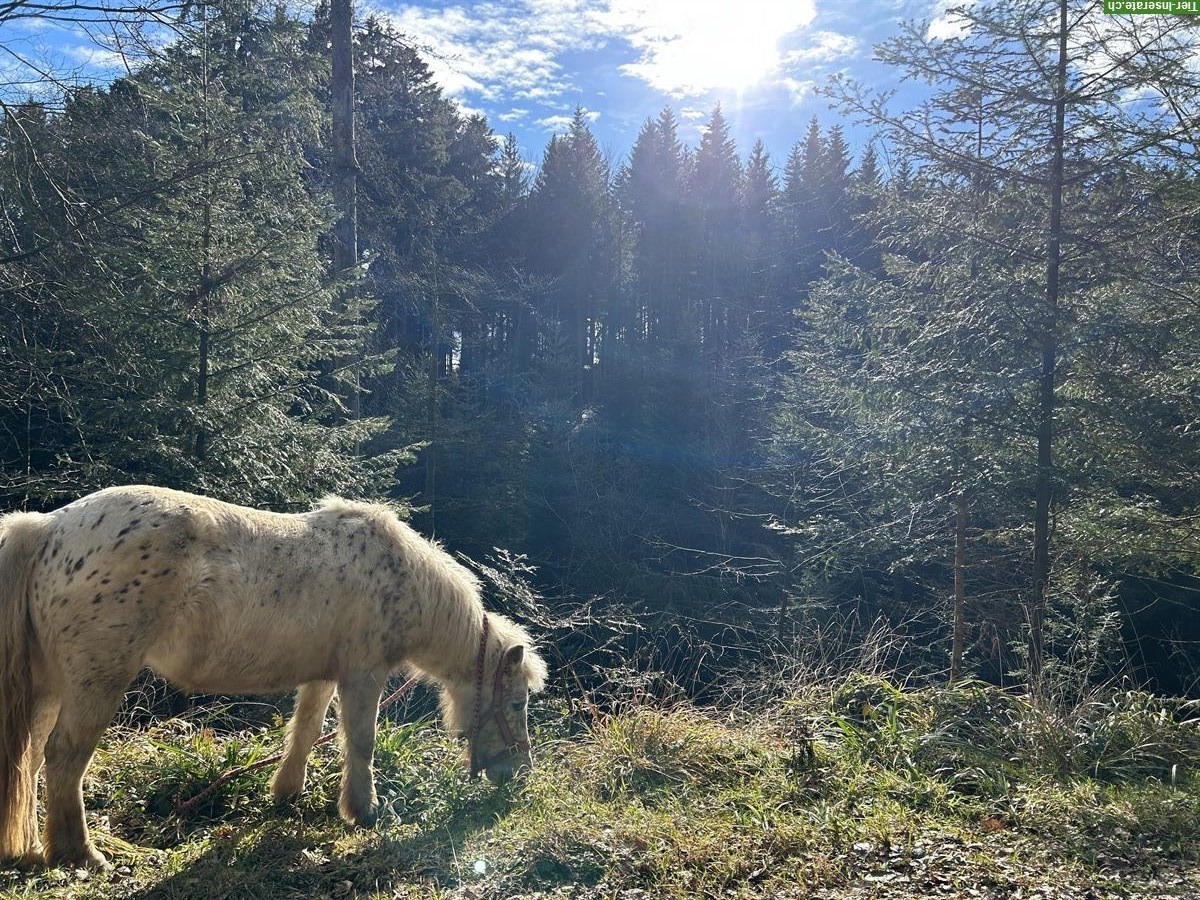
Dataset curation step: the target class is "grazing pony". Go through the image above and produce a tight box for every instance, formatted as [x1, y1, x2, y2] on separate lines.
[0, 485, 547, 870]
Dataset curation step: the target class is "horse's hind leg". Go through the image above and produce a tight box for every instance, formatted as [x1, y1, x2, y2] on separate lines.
[271, 680, 335, 804]
[42, 683, 126, 870]
[18, 690, 61, 865]
[335, 670, 386, 828]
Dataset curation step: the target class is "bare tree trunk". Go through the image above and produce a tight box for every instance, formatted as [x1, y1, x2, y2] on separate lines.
[950, 489, 967, 684]
[425, 253, 439, 537]
[195, 234, 210, 461]
[195, 15, 213, 463]
[330, 0, 359, 420]
[1029, 0, 1068, 688]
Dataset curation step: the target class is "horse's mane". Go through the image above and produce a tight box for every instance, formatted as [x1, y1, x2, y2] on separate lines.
[312, 496, 547, 699]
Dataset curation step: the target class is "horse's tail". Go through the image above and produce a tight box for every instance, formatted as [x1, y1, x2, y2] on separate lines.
[0, 511, 51, 862]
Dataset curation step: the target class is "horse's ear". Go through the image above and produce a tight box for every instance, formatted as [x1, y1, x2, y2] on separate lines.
[504, 644, 525, 671]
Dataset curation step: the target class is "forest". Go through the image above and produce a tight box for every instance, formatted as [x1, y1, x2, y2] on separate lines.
[3, 0, 1200, 701]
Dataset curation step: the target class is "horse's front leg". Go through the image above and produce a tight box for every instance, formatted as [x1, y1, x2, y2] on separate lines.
[271, 680, 336, 804]
[335, 670, 387, 828]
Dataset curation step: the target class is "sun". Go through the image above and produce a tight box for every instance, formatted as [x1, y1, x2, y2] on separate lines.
[656, 19, 786, 93]
[614, 0, 817, 96]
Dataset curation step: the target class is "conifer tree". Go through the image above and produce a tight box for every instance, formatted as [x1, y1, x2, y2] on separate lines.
[0, 0, 391, 508]
[526, 108, 615, 408]
[742, 139, 779, 342]
[772, 122, 824, 359]
[796, 0, 1200, 682]
[618, 107, 689, 350]
[690, 104, 743, 365]
[819, 123, 853, 257]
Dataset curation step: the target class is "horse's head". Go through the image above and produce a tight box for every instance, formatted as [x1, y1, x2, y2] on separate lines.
[469, 644, 537, 782]
[443, 616, 548, 784]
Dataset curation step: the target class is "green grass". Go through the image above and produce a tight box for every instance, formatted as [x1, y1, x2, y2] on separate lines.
[2, 678, 1199, 899]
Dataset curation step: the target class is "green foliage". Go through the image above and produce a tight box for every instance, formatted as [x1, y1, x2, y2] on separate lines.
[4, 0, 1200, 695]
[769, 1, 1200, 683]
[0, 0, 396, 510]
[6, 680, 1199, 898]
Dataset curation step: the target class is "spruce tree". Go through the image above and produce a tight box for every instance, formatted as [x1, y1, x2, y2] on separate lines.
[0, 0, 391, 509]
[689, 104, 743, 365]
[795, 0, 1200, 682]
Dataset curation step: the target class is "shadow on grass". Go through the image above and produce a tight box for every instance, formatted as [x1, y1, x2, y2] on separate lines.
[126, 784, 521, 900]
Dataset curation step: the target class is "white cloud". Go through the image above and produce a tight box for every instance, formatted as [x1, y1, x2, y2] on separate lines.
[498, 107, 530, 121]
[535, 107, 600, 133]
[383, 2, 590, 102]
[926, 0, 976, 41]
[780, 76, 819, 104]
[378, 0, 838, 109]
[536, 114, 573, 132]
[452, 98, 489, 119]
[783, 31, 859, 65]
[514, 85, 563, 102]
[63, 45, 128, 68]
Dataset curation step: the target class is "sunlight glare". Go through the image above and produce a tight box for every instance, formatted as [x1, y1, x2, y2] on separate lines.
[608, 0, 817, 96]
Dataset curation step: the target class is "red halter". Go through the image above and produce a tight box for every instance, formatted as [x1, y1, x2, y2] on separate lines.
[468, 614, 531, 775]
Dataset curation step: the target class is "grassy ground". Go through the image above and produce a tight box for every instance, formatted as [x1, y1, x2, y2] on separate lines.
[2, 676, 1199, 899]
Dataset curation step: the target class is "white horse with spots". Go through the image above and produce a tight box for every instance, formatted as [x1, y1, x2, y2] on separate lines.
[0, 485, 547, 870]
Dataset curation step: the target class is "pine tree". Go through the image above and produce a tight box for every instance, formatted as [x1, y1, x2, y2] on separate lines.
[742, 139, 779, 341]
[618, 107, 689, 349]
[846, 143, 883, 272]
[819, 123, 853, 257]
[689, 104, 743, 365]
[772, 123, 823, 360]
[339, 14, 532, 542]
[526, 107, 615, 409]
[0, 0, 391, 509]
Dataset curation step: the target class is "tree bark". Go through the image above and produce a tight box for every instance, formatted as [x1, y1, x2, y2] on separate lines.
[195, 18, 213, 463]
[425, 253, 439, 537]
[950, 489, 967, 684]
[1029, 0, 1068, 687]
[330, 0, 359, 420]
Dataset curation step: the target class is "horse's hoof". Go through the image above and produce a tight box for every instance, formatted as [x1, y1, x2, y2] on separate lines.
[46, 844, 110, 872]
[8, 848, 44, 872]
[271, 784, 303, 807]
[270, 769, 306, 804]
[340, 799, 378, 829]
[272, 793, 300, 811]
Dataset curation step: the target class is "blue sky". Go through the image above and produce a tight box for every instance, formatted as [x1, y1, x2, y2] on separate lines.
[1, 0, 964, 171]
[375, 0, 961, 170]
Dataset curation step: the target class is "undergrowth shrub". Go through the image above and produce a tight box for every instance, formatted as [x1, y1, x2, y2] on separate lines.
[1015, 690, 1200, 782]
[800, 674, 1200, 801]
[90, 720, 284, 844]
[574, 706, 781, 802]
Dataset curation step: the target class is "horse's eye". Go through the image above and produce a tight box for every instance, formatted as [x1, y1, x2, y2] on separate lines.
[511, 700, 526, 713]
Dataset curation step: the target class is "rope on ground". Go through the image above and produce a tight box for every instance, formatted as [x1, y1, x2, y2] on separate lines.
[174, 674, 422, 817]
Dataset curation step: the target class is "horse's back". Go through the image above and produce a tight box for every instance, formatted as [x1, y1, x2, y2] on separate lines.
[24, 485, 457, 695]
[25, 486, 275, 684]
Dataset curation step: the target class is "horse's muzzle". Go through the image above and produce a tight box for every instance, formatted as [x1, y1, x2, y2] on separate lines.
[481, 748, 533, 784]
